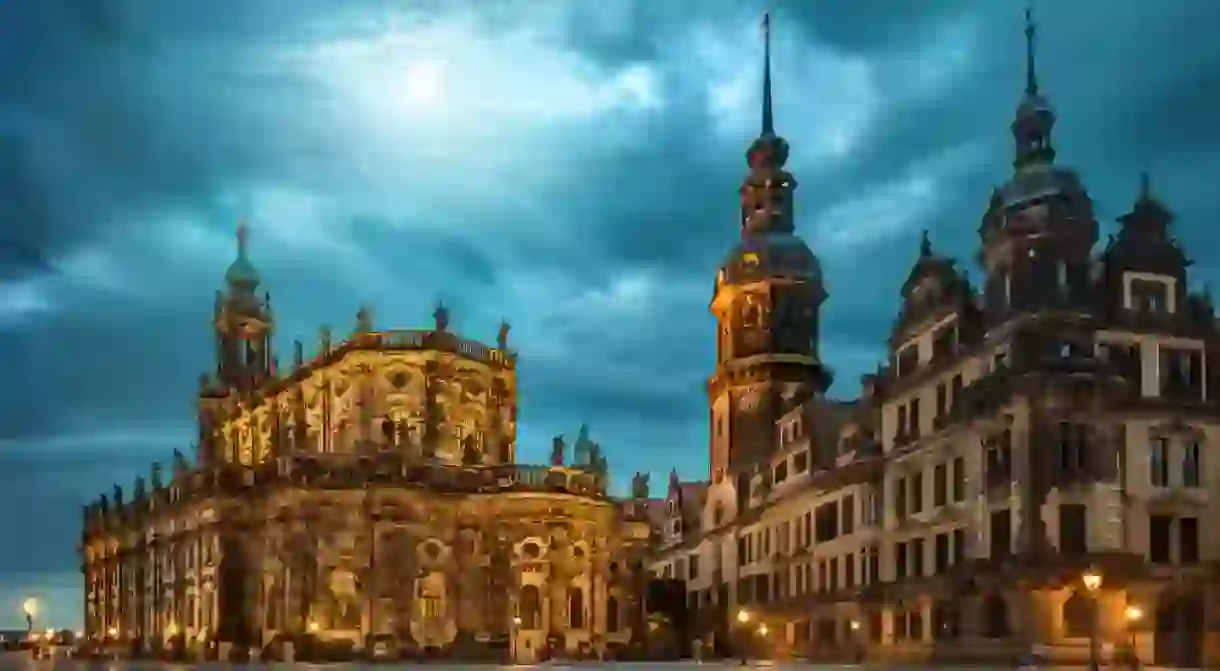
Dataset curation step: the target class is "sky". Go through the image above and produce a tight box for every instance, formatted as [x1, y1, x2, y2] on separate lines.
[1, 0, 1219, 630]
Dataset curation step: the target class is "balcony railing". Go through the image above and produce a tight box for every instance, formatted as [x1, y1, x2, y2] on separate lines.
[83, 457, 610, 534]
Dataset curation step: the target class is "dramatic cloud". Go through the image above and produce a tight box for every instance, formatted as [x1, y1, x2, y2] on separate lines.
[2, 0, 1219, 627]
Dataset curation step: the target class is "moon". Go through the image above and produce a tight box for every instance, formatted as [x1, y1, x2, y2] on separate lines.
[404, 60, 443, 104]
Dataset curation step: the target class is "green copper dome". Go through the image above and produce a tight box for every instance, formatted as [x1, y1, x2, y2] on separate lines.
[224, 224, 260, 289]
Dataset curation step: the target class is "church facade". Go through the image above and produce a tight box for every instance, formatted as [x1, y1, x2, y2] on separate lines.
[650, 13, 1220, 668]
[78, 229, 652, 661]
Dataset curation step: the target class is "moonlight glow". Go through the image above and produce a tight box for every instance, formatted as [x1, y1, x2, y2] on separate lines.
[403, 60, 443, 104]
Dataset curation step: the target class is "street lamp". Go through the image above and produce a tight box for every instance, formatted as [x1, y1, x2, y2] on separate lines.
[512, 616, 522, 663]
[850, 619, 863, 662]
[1082, 571, 1103, 671]
[757, 624, 768, 637]
[1125, 605, 1143, 666]
[736, 609, 750, 624]
[21, 597, 37, 634]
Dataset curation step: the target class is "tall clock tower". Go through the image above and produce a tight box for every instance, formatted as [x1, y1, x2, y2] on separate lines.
[707, 13, 831, 479]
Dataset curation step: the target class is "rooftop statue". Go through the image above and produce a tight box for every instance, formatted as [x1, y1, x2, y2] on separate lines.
[550, 434, 566, 467]
[631, 472, 650, 500]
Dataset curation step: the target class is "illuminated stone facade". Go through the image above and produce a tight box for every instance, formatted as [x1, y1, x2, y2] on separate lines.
[79, 227, 650, 661]
[651, 13, 1220, 669]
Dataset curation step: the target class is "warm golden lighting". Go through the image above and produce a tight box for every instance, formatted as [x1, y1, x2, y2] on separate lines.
[1082, 571, 1103, 592]
[850, 619, 861, 631]
[512, 616, 522, 626]
[106, 627, 119, 638]
[44, 628, 54, 638]
[166, 622, 179, 637]
[307, 620, 321, 633]
[21, 598, 38, 617]
[757, 624, 768, 636]
[1125, 605, 1144, 622]
[736, 609, 750, 624]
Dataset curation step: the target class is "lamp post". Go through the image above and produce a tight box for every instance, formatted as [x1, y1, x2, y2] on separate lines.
[1082, 571, 1103, 671]
[851, 618, 862, 662]
[512, 615, 522, 663]
[736, 610, 750, 664]
[22, 598, 37, 636]
[1125, 605, 1143, 668]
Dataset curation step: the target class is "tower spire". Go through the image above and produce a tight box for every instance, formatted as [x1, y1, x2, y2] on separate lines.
[1024, 6, 1038, 97]
[761, 11, 774, 136]
[236, 220, 249, 257]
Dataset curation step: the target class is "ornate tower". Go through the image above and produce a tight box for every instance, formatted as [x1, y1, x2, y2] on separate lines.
[197, 223, 274, 465]
[978, 9, 1098, 324]
[707, 13, 830, 479]
[213, 222, 274, 390]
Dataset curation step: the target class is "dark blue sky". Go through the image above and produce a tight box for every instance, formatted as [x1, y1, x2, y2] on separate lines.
[2, 0, 1218, 629]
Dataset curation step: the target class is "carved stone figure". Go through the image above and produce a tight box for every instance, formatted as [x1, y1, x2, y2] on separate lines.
[631, 472, 650, 500]
[497, 320, 511, 349]
[172, 448, 188, 473]
[355, 305, 373, 334]
[550, 435, 566, 466]
[113, 485, 124, 506]
[133, 477, 146, 500]
[434, 301, 450, 332]
[462, 435, 481, 466]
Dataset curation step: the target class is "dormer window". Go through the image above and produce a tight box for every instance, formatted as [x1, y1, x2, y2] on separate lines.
[667, 500, 677, 516]
[774, 461, 789, 484]
[1128, 275, 1172, 315]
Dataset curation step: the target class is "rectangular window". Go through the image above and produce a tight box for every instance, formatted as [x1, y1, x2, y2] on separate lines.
[911, 538, 925, 578]
[1180, 517, 1199, 564]
[867, 546, 879, 586]
[910, 398, 921, 438]
[897, 405, 908, 439]
[950, 374, 963, 410]
[1059, 504, 1087, 557]
[845, 553, 856, 587]
[933, 463, 947, 507]
[934, 533, 950, 574]
[895, 477, 907, 520]
[1149, 515, 1172, 564]
[935, 383, 947, 418]
[895, 542, 908, 580]
[989, 510, 1012, 559]
[910, 473, 924, 515]
[793, 450, 808, 474]
[1151, 438, 1170, 487]
[952, 528, 965, 565]
[1183, 441, 1201, 488]
[841, 495, 855, 535]
[951, 456, 965, 502]
[828, 556, 839, 592]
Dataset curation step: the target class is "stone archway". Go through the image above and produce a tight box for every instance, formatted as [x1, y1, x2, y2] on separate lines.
[1153, 591, 1204, 668]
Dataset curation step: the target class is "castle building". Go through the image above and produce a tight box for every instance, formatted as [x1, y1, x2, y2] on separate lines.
[79, 225, 652, 662]
[650, 12, 1220, 668]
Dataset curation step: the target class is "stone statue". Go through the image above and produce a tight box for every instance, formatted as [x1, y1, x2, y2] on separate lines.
[631, 472, 650, 500]
[113, 485, 123, 506]
[355, 305, 373, 334]
[99, 494, 109, 511]
[133, 476, 146, 500]
[550, 435, 566, 467]
[462, 435, 481, 466]
[293, 340, 304, 368]
[497, 320, 511, 349]
[434, 300, 450, 332]
[172, 448, 188, 473]
[150, 462, 163, 490]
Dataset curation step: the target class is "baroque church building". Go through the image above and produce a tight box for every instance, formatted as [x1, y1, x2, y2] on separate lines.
[79, 225, 653, 662]
[649, 12, 1220, 668]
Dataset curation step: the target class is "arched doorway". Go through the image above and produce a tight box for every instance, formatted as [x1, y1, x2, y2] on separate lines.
[1153, 592, 1203, 668]
[1062, 592, 1092, 639]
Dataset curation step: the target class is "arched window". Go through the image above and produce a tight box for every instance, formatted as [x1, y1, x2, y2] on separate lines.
[569, 587, 585, 629]
[519, 585, 542, 630]
[982, 593, 1010, 639]
[1063, 592, 1092, 638]
[606, 596, 620, 633]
